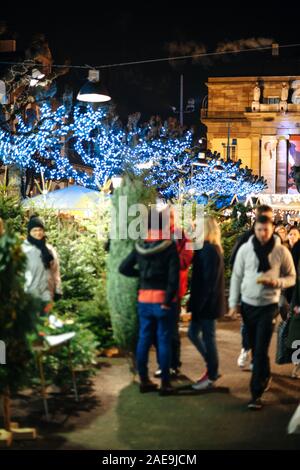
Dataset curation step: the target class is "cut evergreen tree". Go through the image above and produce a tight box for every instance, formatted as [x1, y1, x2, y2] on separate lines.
[0, 221, 41, 430]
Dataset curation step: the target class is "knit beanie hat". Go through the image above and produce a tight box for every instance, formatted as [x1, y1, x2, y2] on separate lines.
[27, 215, 45, 233]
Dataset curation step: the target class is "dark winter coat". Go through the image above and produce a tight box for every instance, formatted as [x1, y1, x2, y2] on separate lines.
[291, 240, 300, 271]
[288, 258, 300, 348]
[286, 240, 300, 303]
[189, 241, 226, 320]
[119, 239, 180, 307]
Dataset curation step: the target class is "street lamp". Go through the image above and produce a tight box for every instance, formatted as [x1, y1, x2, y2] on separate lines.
[193, 156, 208, 169]
[222, 121, 237, 161]
[136, 160, 154, 170]
[171, 74, 195, 126]
[111, 175, 123, 188]
[226, 121, 230, 161]
[190, 157, 208, 186]
[213, 161, 224, 172]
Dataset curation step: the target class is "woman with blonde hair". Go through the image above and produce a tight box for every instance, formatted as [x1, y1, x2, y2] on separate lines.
[188, 216, 226, 390]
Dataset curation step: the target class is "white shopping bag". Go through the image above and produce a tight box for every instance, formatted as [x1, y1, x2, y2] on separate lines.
[287, 404, 300, 434]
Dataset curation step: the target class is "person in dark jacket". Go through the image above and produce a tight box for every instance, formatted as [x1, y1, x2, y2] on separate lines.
[119, 209, 180, 395]
[275, 223, 289, 249]
[230, 205, 274, 267]
[154, 207, 193, 378]
[283, 226, 300, 306]
[288, 226, 300, 271]
[274, 224, 290, 320]
[188, 216, 226, 390]
[230, 205, 274, 369]
[285, 226, 300, 378]
[287, 262, 300, 379]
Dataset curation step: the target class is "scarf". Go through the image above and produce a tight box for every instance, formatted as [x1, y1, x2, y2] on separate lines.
[27, 235, 54, 269]
[252, 235, 275, 272]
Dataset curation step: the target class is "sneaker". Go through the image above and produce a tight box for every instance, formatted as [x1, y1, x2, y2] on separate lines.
[237, 348, 249, 368]
[247, 398, 263, 410]
[291, 364, 300, 379]
[154, 368, 180, 379]
[159, 381, 174, 396]
[192, 376, 214, 391]
[170, 368, 180, 378]
[264, 376, 272, 392]
[139, 379, 158, 393]
[197, 369, 209, 382]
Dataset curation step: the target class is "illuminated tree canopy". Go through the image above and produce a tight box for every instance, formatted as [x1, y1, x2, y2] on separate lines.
[0, 104, 267, 199]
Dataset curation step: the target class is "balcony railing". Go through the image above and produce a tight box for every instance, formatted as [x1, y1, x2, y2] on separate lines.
[201, 109, 248, 119]
[201, 103, 300, 119]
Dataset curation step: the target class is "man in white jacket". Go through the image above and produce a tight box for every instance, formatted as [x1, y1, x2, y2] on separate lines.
[228, 215, 296, 410]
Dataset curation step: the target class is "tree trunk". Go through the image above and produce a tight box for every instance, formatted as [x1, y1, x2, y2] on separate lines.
[6, 165, 22, 200]
[127, 351, 138, 380]
[3, 387, 11, 431]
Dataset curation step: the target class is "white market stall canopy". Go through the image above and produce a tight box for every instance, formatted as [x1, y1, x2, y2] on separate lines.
[245, 193, 300, 211]
[22, 185, 107, 217]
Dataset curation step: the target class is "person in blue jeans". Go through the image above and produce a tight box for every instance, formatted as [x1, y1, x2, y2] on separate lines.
[188, 319, 219, 385]
[119, 208, 180, 395]
[137, 302, 176, 387]
[188, 216, 226, 390]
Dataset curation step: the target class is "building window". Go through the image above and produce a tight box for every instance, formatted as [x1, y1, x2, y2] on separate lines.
[266, 96, 280, 104]
[231, 145, 236, 161]
[222, 143, 237, 161]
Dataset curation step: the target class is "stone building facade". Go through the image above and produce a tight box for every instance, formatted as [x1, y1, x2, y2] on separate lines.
[201, 76, 300, 193]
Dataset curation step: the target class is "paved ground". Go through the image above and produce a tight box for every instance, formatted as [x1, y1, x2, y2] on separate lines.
[6, 318, 300, 450]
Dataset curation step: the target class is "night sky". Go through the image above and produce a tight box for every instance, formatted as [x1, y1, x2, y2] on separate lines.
[1, 6, 300, 122]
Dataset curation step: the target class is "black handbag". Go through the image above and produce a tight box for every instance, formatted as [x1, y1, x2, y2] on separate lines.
[276, 318, 292, 365]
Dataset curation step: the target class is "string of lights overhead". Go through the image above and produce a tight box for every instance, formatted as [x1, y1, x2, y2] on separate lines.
[0, 42, 299, 70]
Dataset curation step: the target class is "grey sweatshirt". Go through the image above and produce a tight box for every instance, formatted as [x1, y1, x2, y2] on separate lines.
[229, 235, 296, 308]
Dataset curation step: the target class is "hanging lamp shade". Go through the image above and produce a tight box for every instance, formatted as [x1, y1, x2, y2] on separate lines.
[213, 160, 224, 172]
[77, 69, 111, 103]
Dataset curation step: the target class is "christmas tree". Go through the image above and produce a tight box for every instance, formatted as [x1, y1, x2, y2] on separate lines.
[0, 219, 41, 430]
